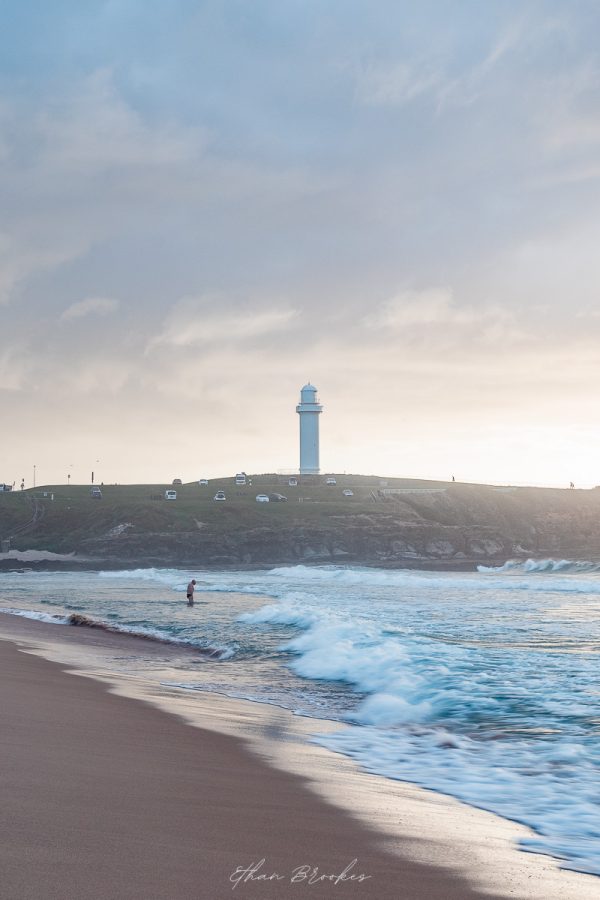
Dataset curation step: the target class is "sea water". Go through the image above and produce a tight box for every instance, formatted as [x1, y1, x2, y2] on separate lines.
[1, 561, 599, 875]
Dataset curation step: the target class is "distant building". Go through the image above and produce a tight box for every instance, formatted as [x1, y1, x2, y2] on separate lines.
[296, 383, 323, 475]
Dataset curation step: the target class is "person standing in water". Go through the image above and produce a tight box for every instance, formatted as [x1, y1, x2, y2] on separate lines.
[186, 579, 196, 606]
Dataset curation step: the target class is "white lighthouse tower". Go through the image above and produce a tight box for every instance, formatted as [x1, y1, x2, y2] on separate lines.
[296, 383, 323, 475]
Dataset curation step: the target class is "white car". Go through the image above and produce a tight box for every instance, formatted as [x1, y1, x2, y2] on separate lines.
[326, 477, 337, 485]
[165, 489, 177, 500]
[342, 489, 354, 496]
[214, 491, 226, 501]
[288, 477, 298, 486]
[198, 479, 209, 486]
[255, 494, 270, 503]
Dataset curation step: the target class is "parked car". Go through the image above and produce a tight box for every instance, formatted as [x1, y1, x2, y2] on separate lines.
[288, 477, 298, 487]
[342, 489, 354, 497]
[172, 478, 182, 485]
[165, 489, 177, 500]
[326, 477, 337, 485]
[214, 491, 226, 501]
[268, 493, 287, 502]
[255, 494, 270, 503]
[90, 487, 102, 499]
[198, 479, 209, 486]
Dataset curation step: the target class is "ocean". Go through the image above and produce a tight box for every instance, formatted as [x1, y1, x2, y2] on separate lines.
[1, 561, 599, 876]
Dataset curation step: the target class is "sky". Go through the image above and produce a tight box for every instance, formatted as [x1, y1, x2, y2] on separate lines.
[3, 0, 600, 487]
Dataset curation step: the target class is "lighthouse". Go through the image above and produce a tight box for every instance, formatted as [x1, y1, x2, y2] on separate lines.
[296, 383, 323, 475]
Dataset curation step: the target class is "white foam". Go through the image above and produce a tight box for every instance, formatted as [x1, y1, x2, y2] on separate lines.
[269, 562, 600, 595]
[238, 576, 600, 876]
[238, 595, 324, 628]
[0, 550, 79, 561]
[479, 558, 600, 575]
[0, 606, 235, 659]
[0, 607, 70, 625]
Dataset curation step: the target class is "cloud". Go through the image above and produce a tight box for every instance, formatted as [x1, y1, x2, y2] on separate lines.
[365, 287, 520, 341]
[354, 14, 527, 112]
[0, 68, 211, 307]
[355, 61, 442, 107]
[148, 296, 298, 350]
[3, 2, 600, 486]
[38, 68, 205, 174]
[0, 231, 87, 307]
[436, 14, 529, 109]
[61, 296, 120, 321]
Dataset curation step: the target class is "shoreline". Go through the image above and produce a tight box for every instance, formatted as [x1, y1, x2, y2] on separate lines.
[0, 612, 598, 899]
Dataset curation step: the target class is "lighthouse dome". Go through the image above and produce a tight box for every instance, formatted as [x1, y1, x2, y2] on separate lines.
[300, 383, 318, 401]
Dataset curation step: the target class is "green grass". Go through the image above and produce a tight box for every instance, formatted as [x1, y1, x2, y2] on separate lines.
[3, 473, 592, 555]
[0, 472, 455, 549]
[0, 475, 384, 550]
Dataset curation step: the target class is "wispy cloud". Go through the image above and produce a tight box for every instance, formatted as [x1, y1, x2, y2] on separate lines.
[365, 288, 520, 341]
[0, 231, 85, 307]
[355, 61, 442, 107]
[148, 296, 298, 350]
[61, 296, 120, 321]
[38, 69, 206, 173]
[436, 15, 528, 109]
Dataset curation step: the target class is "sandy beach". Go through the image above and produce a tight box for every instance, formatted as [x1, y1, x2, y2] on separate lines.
[1, 632, 486, 900]
[0, 613, 598, 900]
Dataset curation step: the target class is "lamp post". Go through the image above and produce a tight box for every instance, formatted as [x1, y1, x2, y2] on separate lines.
[33, 465, 36, 488]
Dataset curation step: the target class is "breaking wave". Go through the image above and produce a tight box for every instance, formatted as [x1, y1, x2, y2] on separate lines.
[267, 562, 600, 595]
[239, 589, 600, 875]
[478, 558, 600, 575]
[0, 607, 233, 659]
[0, 608, 71, 625]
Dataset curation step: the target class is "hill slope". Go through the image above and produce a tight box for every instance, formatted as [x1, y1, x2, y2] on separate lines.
[2, 475, 600, 569]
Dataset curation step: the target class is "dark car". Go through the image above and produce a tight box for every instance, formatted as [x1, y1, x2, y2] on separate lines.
[172, 478, 182, 485]
[268, 493, 288, 502]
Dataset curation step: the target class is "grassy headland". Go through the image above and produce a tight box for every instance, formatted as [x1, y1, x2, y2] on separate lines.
[2, 474, 600, 569]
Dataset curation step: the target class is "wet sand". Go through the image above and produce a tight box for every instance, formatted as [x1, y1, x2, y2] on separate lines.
[1, 614, 599, 900]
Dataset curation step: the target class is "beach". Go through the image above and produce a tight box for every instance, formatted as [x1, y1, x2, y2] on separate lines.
[0, 624, 481, 900]
[1, 609, 599, 900]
